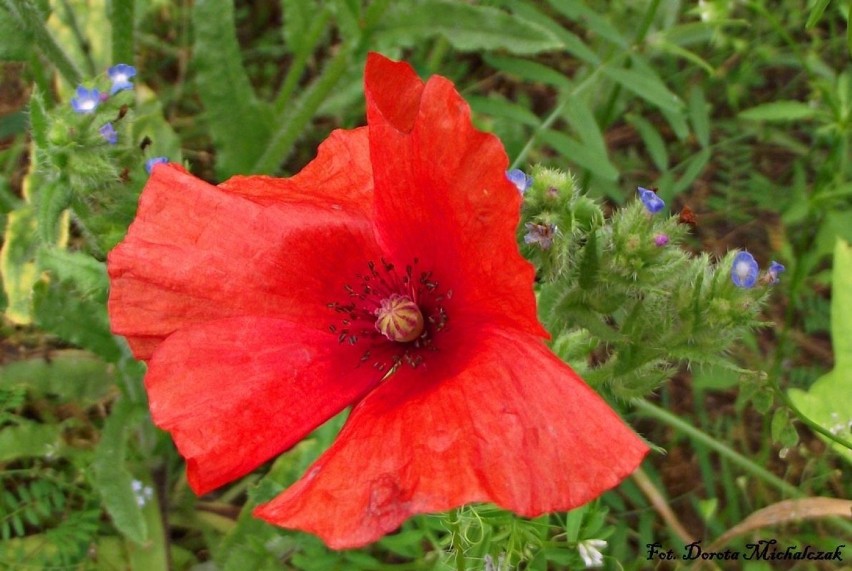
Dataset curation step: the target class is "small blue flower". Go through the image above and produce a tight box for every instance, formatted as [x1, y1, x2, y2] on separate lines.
[108, 64, 137, 95]
[524, 222, 557, 250]
[637, 186, 665, 214]
[731, 251, 759, 288]
[99, 122, 118, 144]
[766, 260, 785, 284]
[506, 169, 533, 194]
[145, 156, 169, 174]
[70, 86, 101, 114]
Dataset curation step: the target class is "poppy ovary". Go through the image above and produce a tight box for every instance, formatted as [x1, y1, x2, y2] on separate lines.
[374, 294, 425, 343]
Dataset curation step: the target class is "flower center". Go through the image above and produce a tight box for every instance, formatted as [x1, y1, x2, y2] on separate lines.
[374, 294, 424, 342]
[327, 258, 451, 372]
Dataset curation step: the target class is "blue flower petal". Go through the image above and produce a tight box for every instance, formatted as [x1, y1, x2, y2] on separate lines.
[108, 63, 137, 95]
[99, 122, 118, 144]
[767, 260, 786, 284]
[731, 251, 759, 288]
[637, 186, 665, 214]
[145, 156, 169, 174]
[506, 169, 533, 194]
[70, 86, 101, 114]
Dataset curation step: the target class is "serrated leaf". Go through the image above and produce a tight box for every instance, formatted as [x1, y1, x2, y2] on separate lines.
[789, 239, 852, 464]
[739, 101, 818, 122]
[377, 0, 562, 55]
[90, 397, 149, 544]
[193, 0, 274, 178]
[0, 421, 61, 462]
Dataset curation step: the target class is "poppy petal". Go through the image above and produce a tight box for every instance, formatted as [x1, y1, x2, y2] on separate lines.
[219, 127, 373, 218]
[108, 161, 381, 360]
[145, 316, 381, 495]
[255, 327, 648, 549]
[364, 54, 544, 338]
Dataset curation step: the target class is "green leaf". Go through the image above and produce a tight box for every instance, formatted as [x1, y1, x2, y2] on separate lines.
[789, 240, 852, 463]
[0, 206, 39, 324]
[497, 0, 599, 64]
[0, 350, 115, 404]
[603, 59, 685, 112]
[28, 86, 49, 150]
[627, 114, 668, 171]
[0, 1, 34, 60]
[671, 148, 711, 196]
[193, 0, 274, 177]
[688, 86, 711, 148]
[806, 0, 831, 29]
[546, 0, 627, 48]
[34, 180, 71, 244]
[377, 0, 562, 55]
[90, 397, 149, 544]
[468, 95, 539, 127]
[738, 101, 819, 122]
[541, 130, 619, 182]
[484, 55, 573, 90]
[0, 421, 62, 462]
[33, 248, 121, 361]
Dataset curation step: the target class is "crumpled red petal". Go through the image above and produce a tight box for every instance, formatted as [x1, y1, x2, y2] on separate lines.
[219, 127, 373, 218]
[254, 327, 648, 549]
[108, 143, 380, 360]
[145, 316, 382, 495]
[364, 54, 545, 339]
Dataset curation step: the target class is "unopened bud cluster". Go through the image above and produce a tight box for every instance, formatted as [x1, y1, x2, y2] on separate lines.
[512, 166, 778, 399]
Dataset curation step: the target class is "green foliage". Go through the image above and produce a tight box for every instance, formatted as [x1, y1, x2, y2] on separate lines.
[789, 239, 852, 463]
[192, 0, 275, 178]
[376, 1, 562, 54]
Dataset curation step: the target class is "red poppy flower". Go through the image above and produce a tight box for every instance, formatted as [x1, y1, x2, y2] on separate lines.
[107, 53, 648, 549]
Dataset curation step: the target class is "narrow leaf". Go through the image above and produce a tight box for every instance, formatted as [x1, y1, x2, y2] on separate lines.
[377, 0, 562, 55]
[739, 101, 818, 122]
[603, 61, 684, 112]
[193, 0, 274, 177]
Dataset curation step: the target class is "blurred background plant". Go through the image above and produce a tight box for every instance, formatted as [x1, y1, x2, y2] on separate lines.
[0, 0, 850, 569]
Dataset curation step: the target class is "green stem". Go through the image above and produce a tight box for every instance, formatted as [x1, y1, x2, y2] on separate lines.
[772, 381, 852, 451]
[449, 509, 466, 571]
[110, 0, 136, 66]
[511, 54, 626, 169]
[251, 47, 351, 174]
[4, 0, 82, 85]
[633, 398, 801, 497]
